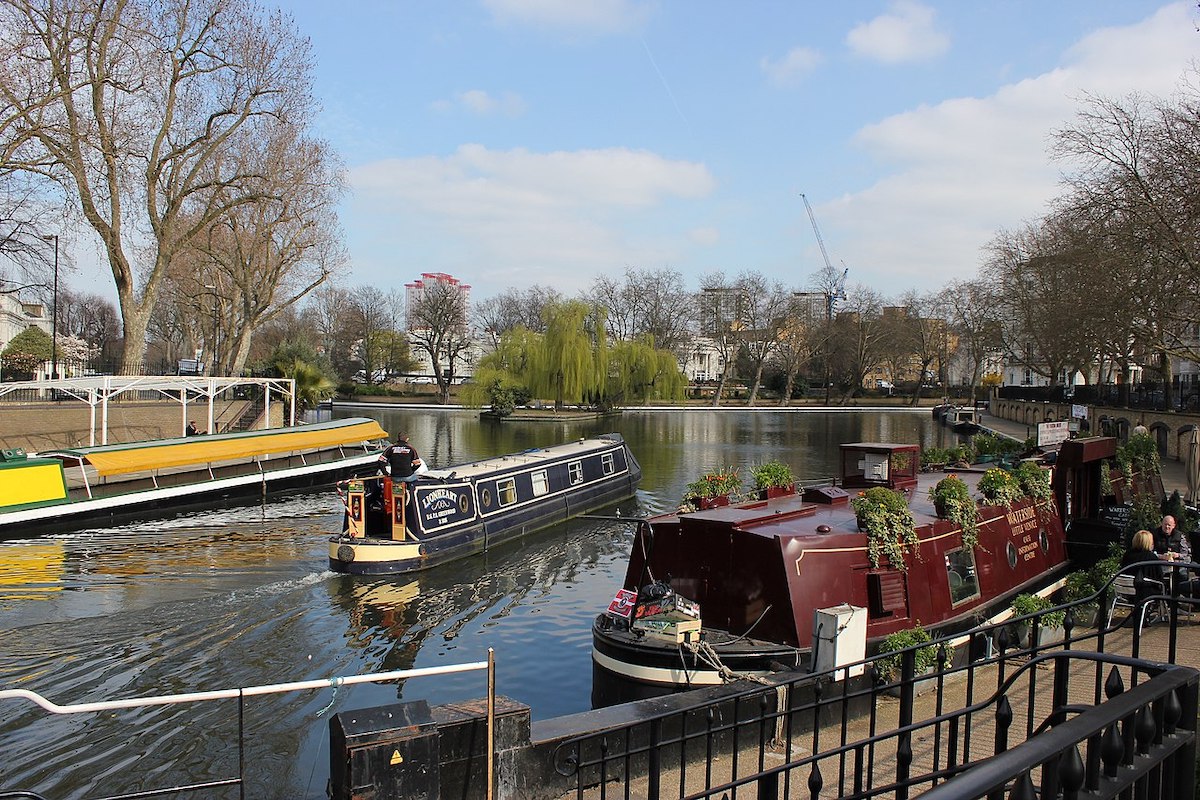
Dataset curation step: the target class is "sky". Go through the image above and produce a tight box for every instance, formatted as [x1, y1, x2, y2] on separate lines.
[70, 1, 1200, 305]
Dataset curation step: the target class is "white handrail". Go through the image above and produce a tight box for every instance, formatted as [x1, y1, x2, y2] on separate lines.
[0, 661, 489, 715]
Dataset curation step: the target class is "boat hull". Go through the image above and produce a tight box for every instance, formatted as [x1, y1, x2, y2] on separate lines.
[0, 452, 381, 537]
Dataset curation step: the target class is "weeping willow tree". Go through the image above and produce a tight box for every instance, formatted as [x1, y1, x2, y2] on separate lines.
[465, 300, 683, 412]
[525, 300, 608, 411]
[608, 336, 687, 405]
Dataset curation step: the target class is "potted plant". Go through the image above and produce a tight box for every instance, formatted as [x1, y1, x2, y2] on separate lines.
[750, 460, 796, 499]
[977, 467, 1023, 507]
[851, 486, 919, 572]
[683, 467, 742, 510]
[1013, 461, 1052, 501]
[928, 474, 979, 551]
[1063, 569, 1101, 628]
[1010, 592, 1067, 647]
[875, 623, 952, 690]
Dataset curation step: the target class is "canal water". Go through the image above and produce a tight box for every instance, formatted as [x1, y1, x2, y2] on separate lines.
[0, 407, 947, 799]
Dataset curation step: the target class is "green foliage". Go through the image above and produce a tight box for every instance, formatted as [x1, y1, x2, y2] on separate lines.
[528, 300, 607, 409]
[606, 336, 686, 405]
[852, 487, 919, 572]
[1011, 592, 1065, 630]
[274, 357, 335, 410]
[1088, 542, 1125, 592]
[978, 467, 1023, 506]
[1014, 461, 1052, 501]
[1129, 492, 1161, 534]
[684, 467, 742, 501]
[750, 460, 795, 490]
[1063, 569, 1099, 602]
[971, 432, 1022, 458]
[929, 474, 979, 550]
[876, 623, 948, 680]
[1, 327, 52, 378]
[1118, 432, 1160, 479]
[921, 444, 972, 469]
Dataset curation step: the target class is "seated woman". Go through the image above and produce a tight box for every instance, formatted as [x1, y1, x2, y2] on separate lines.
[1120, 529, 1167, 607]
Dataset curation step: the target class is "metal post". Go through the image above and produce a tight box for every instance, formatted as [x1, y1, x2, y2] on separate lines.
[42, 234, 58, 379]
[487, 647, 495, 800]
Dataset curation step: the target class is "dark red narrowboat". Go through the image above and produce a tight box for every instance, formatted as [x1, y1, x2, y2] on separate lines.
[592, 438, 1122, 706]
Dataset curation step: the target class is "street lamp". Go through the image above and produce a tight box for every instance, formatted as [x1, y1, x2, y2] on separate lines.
[41, 234, 58, 380]
[204, 283, 218, 375]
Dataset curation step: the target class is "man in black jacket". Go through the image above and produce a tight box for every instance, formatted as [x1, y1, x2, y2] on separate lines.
[382, 432, 423, 483]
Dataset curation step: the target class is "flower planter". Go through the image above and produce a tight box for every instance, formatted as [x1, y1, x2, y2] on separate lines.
[760, 484, 796, 500]
[697, 495, 731, 510]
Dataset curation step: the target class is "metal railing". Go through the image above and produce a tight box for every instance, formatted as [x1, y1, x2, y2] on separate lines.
[0, 652, 497, 800]
[556, 568, 1200, 799]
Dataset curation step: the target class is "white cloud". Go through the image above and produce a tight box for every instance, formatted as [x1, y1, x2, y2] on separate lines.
[831, 2, 1196, 291]
[482, 0, 653, 35]
[349, 145, 714, 294]
[434, 89, 527, 117]
[846, 0, 949, 64]
[760, 47, 823, 87]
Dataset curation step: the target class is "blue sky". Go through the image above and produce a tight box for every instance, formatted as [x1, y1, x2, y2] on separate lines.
[74, 1, 1200, 304]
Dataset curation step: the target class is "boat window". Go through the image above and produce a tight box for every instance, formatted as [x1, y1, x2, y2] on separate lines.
[569, 461, 584, 485]
[945, 548, 981, 606]
[532, 470, 549, 496]
[1006, 542, 1018, 569]
[498, 478, 517, 506]
[601, 453, 615, 475]
[481, 488, 492, 508]
[1039, 527, 1049, 553]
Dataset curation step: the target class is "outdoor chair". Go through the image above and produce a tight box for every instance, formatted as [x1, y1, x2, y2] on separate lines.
[1106, 573, 1165, 633]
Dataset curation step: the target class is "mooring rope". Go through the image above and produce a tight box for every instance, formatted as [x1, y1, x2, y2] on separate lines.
[683, 640, 769, 685]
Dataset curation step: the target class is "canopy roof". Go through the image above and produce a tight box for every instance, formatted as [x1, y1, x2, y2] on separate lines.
[43, 417, 387, 477]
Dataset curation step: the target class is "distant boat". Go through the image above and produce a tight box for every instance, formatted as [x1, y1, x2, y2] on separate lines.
[328, 434, 641, 575]
[941, 405, 980, 434]
[0, 417, 389, 537]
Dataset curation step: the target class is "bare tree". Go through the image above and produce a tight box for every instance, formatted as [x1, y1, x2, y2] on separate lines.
[0, 0, 318, 372]
[584, 266, 695, 360]
[828, 285, 887, 404]
[473, 284, 562, 349]
[698, 272, 746, 407]
[736, 271, 789, 406]
[408, 278, 471, 403]
[941, 279, 1002, 403]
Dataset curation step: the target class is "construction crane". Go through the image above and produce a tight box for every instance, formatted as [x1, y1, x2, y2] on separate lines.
[801, 193, 848, 319]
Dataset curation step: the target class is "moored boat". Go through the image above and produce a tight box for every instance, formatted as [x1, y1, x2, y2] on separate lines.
[0, 417, 389, 537]
[591, 437, 1120, 705]
[328, 433, 641, 575]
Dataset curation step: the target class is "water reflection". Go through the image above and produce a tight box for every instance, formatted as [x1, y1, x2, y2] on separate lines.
[0, 408, 943, 799]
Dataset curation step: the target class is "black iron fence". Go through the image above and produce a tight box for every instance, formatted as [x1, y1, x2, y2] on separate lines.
[999, 383, 1200, 413]
[555, 566, 1200, 799]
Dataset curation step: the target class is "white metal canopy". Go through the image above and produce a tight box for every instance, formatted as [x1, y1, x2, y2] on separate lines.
[0, 375, 297, 446]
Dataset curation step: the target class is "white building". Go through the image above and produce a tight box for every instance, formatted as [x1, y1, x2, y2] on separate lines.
[0, 293, 51, 378]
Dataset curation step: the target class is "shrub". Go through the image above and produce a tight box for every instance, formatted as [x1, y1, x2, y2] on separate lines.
[1014, 461, 1052, 501]
[876, 623, 949, 680]
[978, 467, 1023, 506]
[750, 460, 795, 490]
[852, 487, 919, 571]
[928, 474, 979, 550]
[1011, 592, 1065, 630]
[685, 467, 742, 500]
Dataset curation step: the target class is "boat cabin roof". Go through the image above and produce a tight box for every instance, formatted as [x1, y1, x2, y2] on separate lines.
[421, 434, 625, 481]
[37, 417, 388, 477]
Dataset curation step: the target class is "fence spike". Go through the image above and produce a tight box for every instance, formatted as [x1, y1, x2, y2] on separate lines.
[807, 762, 824, 799]
[1100, 722, 1123, 778]
[1134, 705, 1157, 755]
[1059, 743, 1085, 798]
[1104, 667, 1125, 699]
[1164, 688, 1182, 734]
[1007, 772, 1037, 800]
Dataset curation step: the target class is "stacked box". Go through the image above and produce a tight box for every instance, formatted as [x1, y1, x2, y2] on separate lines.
[632, 617, 702, 644]
[633, 592, 700, 621]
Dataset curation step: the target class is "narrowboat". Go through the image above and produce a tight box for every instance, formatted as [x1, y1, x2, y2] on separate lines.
[0, 417, 389, 537]
[328, 433, 641, 575]
[592, 437, 1125, 705]
[941, 405, 981, 434]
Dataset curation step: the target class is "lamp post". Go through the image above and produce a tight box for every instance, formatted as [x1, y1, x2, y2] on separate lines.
[41, 234, 58, 380]
[204, 283, 218, 375]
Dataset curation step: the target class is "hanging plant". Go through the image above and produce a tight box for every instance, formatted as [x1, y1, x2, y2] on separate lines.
[1013, 461, 1052, 501]
[928, 474, 979, 551]
[851, 486, 919, 572]
[977, 467, 1023, 507]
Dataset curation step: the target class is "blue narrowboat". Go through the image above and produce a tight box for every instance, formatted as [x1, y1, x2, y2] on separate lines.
[328, 433, 641, 575]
